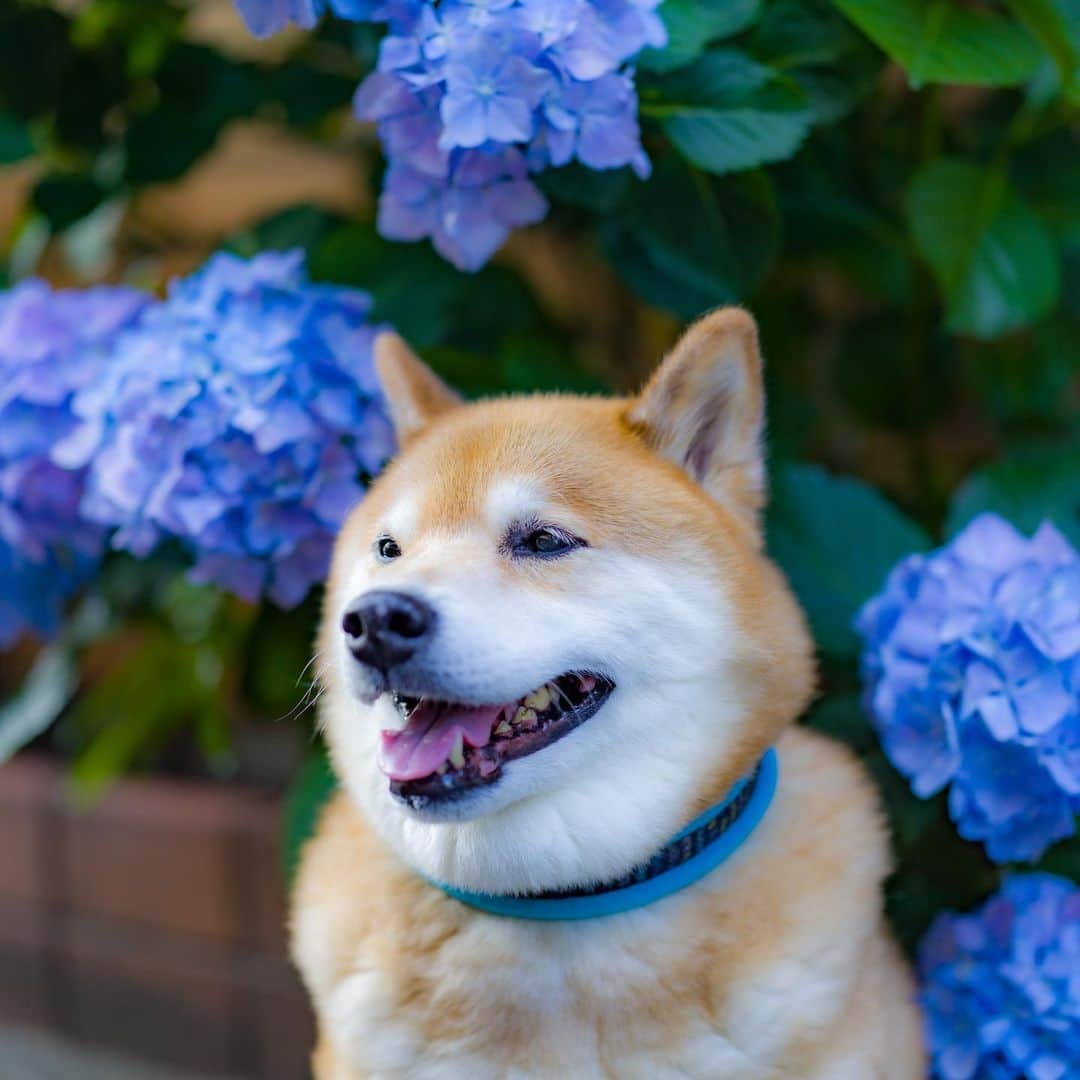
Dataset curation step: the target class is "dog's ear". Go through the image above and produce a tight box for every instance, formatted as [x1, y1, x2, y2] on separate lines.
[374, 332, 462, 442]
[628, 307, 765, 514]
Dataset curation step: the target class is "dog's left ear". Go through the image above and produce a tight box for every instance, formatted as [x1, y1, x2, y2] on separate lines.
[628, 307, 765, 515]
[375, 331, 462, 443]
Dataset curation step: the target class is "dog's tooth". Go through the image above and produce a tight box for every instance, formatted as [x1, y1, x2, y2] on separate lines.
[494, 720, 513, 737]
[514, 706, 538, 728]
[523, 685, 552, 711]
[448, 731, 465, 770]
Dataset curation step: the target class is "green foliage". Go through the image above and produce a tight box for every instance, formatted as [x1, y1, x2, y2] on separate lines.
[906, 159, 1060, 339]
[284, 746, 338, 880]
[640, 0, 762, 73]
[830, 0, 1044, 86]
[0, 647, 77, 763]
[947, 441, 1080, 546]
[602, 158, 780, 319]
[767, 465, 932, 658]
[644, 50, 813, 175]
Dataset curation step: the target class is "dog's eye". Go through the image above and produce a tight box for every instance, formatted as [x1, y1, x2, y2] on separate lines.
[376, 536, 402, 561]
[513, 525, 582, 558]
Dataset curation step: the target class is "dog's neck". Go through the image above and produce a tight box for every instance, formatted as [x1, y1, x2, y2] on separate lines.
[424, 749, 778, 920]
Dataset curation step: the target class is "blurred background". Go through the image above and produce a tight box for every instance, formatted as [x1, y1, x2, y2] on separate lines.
[0, 0, 1077, 1076]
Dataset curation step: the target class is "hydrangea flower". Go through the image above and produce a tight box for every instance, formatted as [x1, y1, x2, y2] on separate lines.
[57, 251, 394, 609]
[0, 280, 150, 644]
[234, 0, 664, 269]
[920, 874, 1080, 1080]
[857, 513, 1080, 863]
[234, 0, 373, 37]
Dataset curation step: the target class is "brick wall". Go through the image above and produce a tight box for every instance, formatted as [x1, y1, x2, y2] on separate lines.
[0, 756, 314, 1078]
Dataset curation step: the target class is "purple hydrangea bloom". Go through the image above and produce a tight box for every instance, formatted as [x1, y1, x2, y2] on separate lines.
[920, 874, 1080, 1080]
[233, 0, 381, 36]
[235, 0, 664, 269]
[857, 513, 1080, 863]
[57, 251, 394, 609]
[0, 280, 150, 645]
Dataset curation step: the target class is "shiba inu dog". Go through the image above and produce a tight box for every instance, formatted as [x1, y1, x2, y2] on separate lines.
[291, 309, 925, 1078]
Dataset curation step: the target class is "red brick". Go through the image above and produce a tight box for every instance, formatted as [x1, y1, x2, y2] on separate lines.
[0, 756, 59, 902]
[0, 897, 52, 1028]
[237, 801, 291, 955]
[254, 974, 316, 1080]
[62, 776, 280, 943]
[66, 914, 237, 1075]
[229, 951, 315, 1080]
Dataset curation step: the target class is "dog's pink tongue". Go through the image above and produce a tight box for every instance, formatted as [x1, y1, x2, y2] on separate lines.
[378, 702, 501, 781]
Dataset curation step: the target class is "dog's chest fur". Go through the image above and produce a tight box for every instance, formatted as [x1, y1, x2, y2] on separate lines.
[292, 730, 922, 1079]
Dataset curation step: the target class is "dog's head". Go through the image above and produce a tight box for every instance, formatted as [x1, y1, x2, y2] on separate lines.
[318, 309, 814, 893]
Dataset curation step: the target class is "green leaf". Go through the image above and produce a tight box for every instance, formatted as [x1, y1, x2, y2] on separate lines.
[831, 0, 1043, 86]
[425, 338, 604, 399]
[639, 0, 762, 73]
[602, 156, 780, 319]
[767, 464, 932, 658]
[537, 163, 632, 214]
[0, 647, 77, 763]
[947, 442, 1080, 547]
[65, 618, 237, 797]
[1007, 0, 1080, 98]
[283, 746, 337, 880]
[311, 222, 466, 350]
[645, 50, 812, 175]
[0, 114, 33, 163]
[124, 45, 263, 185]
[751, 0, 882, 124]
[1014, 130, 1080, 246]
[803, 693, 877, 753]
[32, 172, 106, 231]
[906, 159, 1060, 340]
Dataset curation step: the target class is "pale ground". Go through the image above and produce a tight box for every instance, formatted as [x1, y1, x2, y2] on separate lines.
[0, 1025, 226, 1080]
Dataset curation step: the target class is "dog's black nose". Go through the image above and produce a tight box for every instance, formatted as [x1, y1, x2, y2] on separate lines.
[342, 590, 435, 671]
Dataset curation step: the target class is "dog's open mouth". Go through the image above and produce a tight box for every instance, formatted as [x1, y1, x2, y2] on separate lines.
[380, 671, 614, 804]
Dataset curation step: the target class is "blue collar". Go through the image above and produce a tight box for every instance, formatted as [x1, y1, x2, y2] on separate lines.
[430, 748, 778, 921]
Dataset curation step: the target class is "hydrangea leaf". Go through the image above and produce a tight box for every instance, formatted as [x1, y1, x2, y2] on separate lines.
[906, 159, 1060, 340]
[602, 157, 780, 319]
[1014, 131, 1080, 246]
[0, 114, 33, 164]
[831, 0, 1043, 87]
[538, 163, 632, 214]
[750, 0, 882, 125]
[1007, 0, 1080, 100]
[639, 0, 762, 74]
[645, 49, 813, 175]
[284, 745, 337, 880]
[947, 443, 1080, 548]
[32, 173, 106, 231]
[67, 625, 232, 798]
[311, 222, 466, 350]
[0, 646, 77, 764]
[766, 464, 931, 658]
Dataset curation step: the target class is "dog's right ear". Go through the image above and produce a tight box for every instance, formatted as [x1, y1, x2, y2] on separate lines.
[628, 307, 765, 519]
[374, 332, 462, 443]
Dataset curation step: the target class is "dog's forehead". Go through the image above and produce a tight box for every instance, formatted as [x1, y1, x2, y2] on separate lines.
[389, 400, 626, 536]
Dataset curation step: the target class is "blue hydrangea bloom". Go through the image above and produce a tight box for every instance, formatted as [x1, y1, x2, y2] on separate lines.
[0, 280, 150, 645]
[920, 874, 1080, 1080]
[857, 513, 1080, 863]
[234, 0, 374, 36]
[57, 251, 394, 609]
[234, 0, 664, 269]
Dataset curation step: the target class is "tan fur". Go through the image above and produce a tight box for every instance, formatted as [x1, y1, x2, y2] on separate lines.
[292, 310, 925, 1077]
